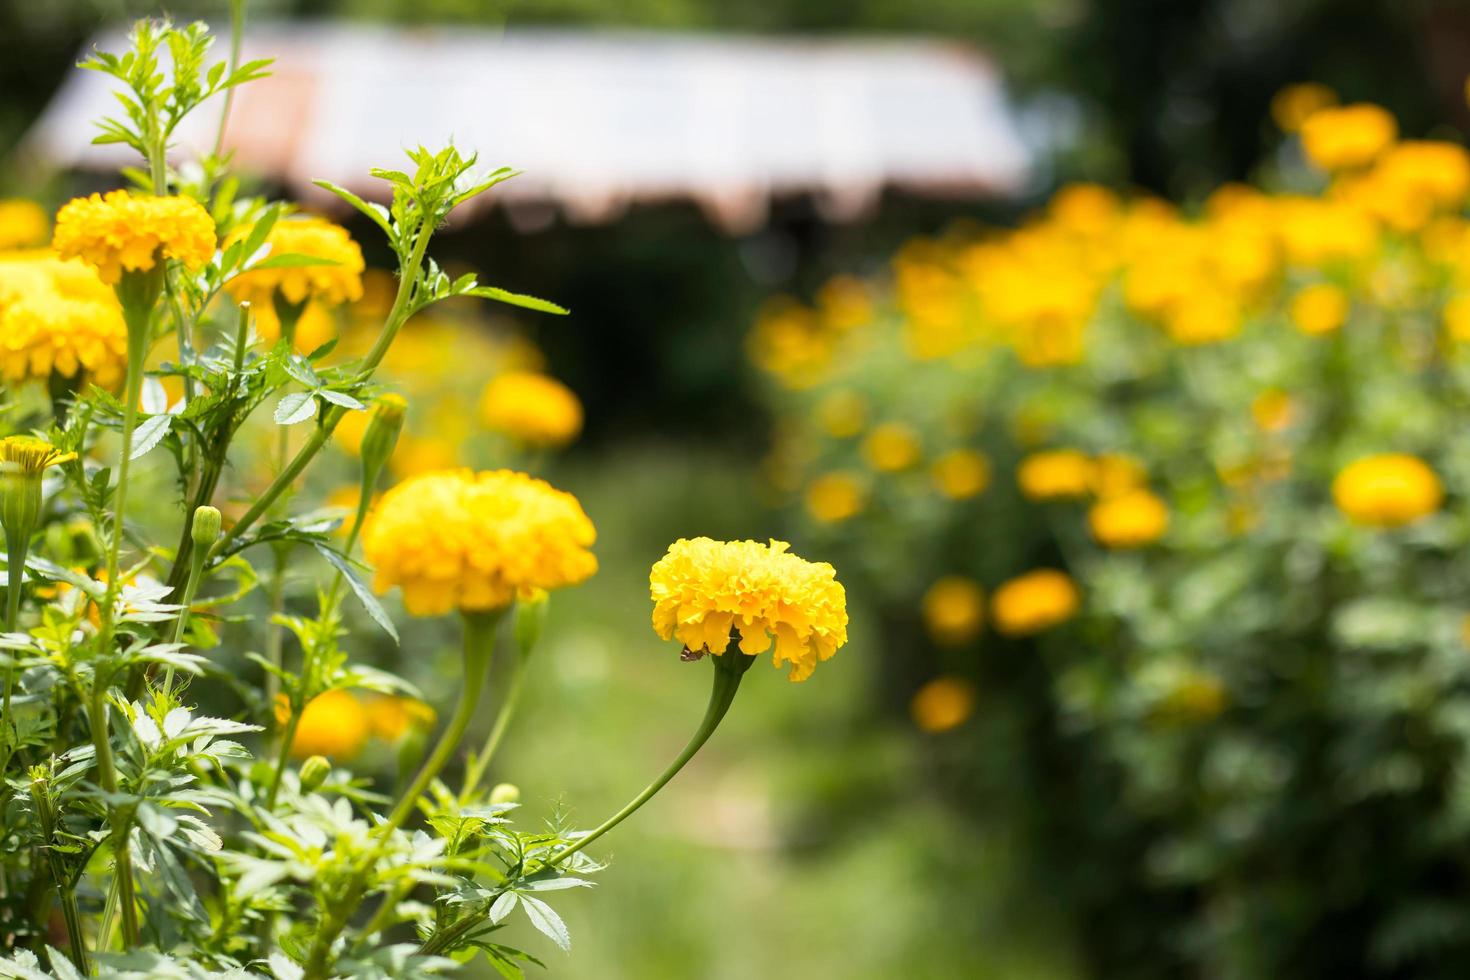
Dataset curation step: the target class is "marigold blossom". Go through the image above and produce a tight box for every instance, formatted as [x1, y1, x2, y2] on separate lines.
[0, 200, 49, 249]
[804, 471, 865, 523]
[478, 371, 583, 448]
[1332, 453, 1442, 527]
[930, 449, 991, 500]
[649, 537, 848, 682]
[282, 690, 371, 760]
[0, 252, 127, 387]
[910, 676, 976, 733]
[1300, 103, 1397, 171]
[227, 215, 365, 309]
[52, 190, 216, 284]
[992, 569, 1080, 636]
[922, 576, 985, 646]
[1018, 449, 1093, 500]
[363, 469, 597, 616]
[1088, 489, 1170, 548]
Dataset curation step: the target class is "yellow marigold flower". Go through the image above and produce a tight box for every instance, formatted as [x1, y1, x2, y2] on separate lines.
[1332, 453, 1442, 527]
[910, 676, 976, 733]
[1162, 290, 1242, 345]
[861, 422, 922, 472]
[1373, 141, 1470, 211]
[0, 200, 49, 249]
[52, 190, 215, 285]
[226, 216, 365, 309]
[992, 569, 1080, 636]
[1445, 294, 1470, 342]
[922, 576, 985, 647]
[817, 389, 868, 438]
[282, 690, 371, 760]
[252, 301, 338, 353]
[804, 471, 865, 523]
[1290, 283, 1350, 336]
[363, 469, 597, 616]
[0, 435, 77, 476]
[1088, 489, 1169, 548]
[478, 371, 584, 449]
[1300, 103, 1397, 171]
[1017, 449, 1093, 500]
[1252, 390, 1297, 433]
[1091, 453, 1147, 499]
[1270, 82, 1338, 133]
[649, 537, 848, 683]
[390, 434, 461, 478]
[0, 253, 127, 387]
[366, 695, 437, 741]
[930, 449, 991, 500]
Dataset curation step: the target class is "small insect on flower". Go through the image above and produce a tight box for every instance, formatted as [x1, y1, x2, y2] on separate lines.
[52, 190, 216, 284]
[650, 538, 848, 682]
[478, 371, 584, 449]
[992, 569, 1080, 637]
[1332, 453, 1443, 528]
[363, 469, 597, 616]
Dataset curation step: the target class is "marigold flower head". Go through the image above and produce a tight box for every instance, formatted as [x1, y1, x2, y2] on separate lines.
[227, 215, 365, 311]
[1270, 82, 1338, 133]
[478, 371, 583, 449]
[804, 471, 865, 523]
[282, 690, 371, 760]
[366, 695, 437, 741]
[1091, 453, 1148, 499]
[1088, 489, 1169, 548]
[922, 576, 985, 647]
[52, 190, 215, 285]
[992, 569, 1080, 636]
[0, 253, 128, 387]
[363, 469, 597, 616]
[649, 537, 848, 682]
[930, 449, 991, 500]
[1300, 103, 1397, 171]
[1332, 453, 1442, 527]
[0, 435, 76, 477]
[1017, 449, 1093, 500]
[1290, 283, 1350, 336]
[862, 422, 922, 472]
[911, 676, 976, 733]
[0, 200, 49, 249]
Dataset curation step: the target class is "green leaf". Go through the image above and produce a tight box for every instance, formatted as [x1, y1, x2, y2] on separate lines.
[312, 179, 393, 239]
[129, 414, 173, 459]
[312, 544, 399, 643]
[252, 252, 340, 270]
[519, 895, 570, 951]
[464, 286, 568, 316]
[274, 392, 317, 426]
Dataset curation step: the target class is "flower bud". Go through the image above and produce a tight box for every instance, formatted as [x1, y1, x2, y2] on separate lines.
[489, 782, 520, 805]
[513, 588, 549, 659]
[1, 437, 75, 555]
[191, 505, 223, 550]
[359, 394, 407, 488]
[299, 755, 331, 793]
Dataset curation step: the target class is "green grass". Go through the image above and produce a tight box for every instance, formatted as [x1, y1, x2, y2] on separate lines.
[463, 444, 1082, 979]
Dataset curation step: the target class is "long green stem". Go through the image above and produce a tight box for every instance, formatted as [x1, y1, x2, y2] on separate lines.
[89, 686, 139, 948]
[2, 533, 25, 776]
[261, 708, 302, 814]
[546, 654, 749, 866]
[209, 225, 433, 563]
[213, 0, 246, 157]
[459, 656, 529, 803]
[161, 540, 210, 698]
[303, 609, 500, 978]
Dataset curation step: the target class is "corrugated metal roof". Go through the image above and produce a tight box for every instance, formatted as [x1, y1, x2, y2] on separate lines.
[22, 23, 1032, 233]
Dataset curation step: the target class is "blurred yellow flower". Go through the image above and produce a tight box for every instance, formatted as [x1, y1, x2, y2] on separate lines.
[1091, 453, 1147, 499]
[992, 569, 1080, 636]
[1017, 449, 1093, 500]
[817, 389, 868, 438]
[1332, 453, 1442, 527]
[862, 422, 922, 472]
[649, 537, 848, 682]
[227, 216, 365, 309]
[815, 275, 874, 333]
[252, 301, 338, 353]
[922, 576, 985, 647]
[1270, 82, 1338, 133]
[0, 200, 49, 249]
[1252, 390, 1297, 433]
[1088, 489, 1169, 548]
[1290, 283, 1350, 336]
[478, 371, 583, 449]
[333, 406, 372, 456]
[366, 695, 437, 741]
[390, 434, 460, 478]
[1445, 295, 1470, 342]
[1299, 103, 1397, 171]
[804, 471, 866, 523]
[910, 676, 976, 733]
[283, 690, 370, 760]
[0, 252, 127, 387]
[53, 190, 215, 284]
[363, 469, 597, 616]
[930, 448, 991, 500]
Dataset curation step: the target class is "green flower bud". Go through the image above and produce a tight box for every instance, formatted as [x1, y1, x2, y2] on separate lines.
[489, 782, 520, 805]
[359, 394, 407, 484]
[1, 437, 75, 550]
[513, 588, 549, 659]
[299, 755, 331, 793]
[190, 505, 223, 550]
